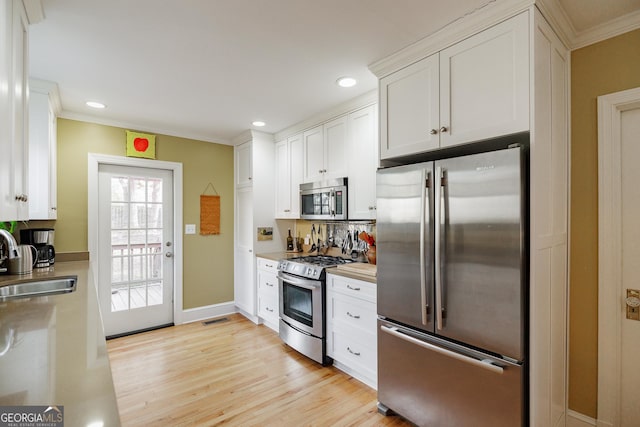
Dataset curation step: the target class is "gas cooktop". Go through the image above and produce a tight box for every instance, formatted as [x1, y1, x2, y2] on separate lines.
[277, 255, 353, 280]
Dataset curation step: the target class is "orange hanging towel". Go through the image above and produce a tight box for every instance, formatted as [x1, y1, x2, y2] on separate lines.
[200, 195, 221, 235]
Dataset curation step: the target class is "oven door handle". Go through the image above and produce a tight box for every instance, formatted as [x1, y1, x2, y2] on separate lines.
[278, 272, 321, 290]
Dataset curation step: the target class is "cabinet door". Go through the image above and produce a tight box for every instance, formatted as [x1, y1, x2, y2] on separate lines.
[380, 53, 439, 159]
[235, 141, 252, 187]
[288, 133, 303, 217]
[0, 1, 14, 220]
[11, 1, 28, 220]
[235, 186, 255, 315]
[348, 105, 378, 219]
[439, 12, 529, 148]
[323, 116, 348, 180]
[28, 89, 57, 219]
[303, 125, 324, 182]
[274, 140, 290, 218]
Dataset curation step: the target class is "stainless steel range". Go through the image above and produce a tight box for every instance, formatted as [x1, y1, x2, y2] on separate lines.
[277, 255, 352, 366]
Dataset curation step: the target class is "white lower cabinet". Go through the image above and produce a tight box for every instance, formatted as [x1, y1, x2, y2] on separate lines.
[326, 273, 377, 389]
[256, 257, 279, 331]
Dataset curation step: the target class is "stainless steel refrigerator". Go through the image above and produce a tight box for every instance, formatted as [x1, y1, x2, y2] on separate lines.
[376, 145, 527, 427]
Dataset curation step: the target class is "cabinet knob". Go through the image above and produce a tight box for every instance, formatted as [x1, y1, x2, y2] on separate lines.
[51, 207, 57, 211]
[248, 176, 252, 180]
[440, 126, 448, 133]
[318, 169, 323, 174]
[430, 129, 438, 135]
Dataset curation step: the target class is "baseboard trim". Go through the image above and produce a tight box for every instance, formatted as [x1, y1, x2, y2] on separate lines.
[179, 301, 237, 324]
[567, 410, 597, 427]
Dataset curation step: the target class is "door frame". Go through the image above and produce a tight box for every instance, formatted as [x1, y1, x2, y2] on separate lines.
[88, 153, 184, 325]
[597, 86, 640, 427]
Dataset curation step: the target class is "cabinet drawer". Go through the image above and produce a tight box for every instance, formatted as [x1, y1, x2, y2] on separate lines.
[257, 257, 278, 273]
[258, 293, 279, 325]
[257, 270, 278, 298]
[328, 274, 376, 302]
[332, 329, 377, 379]
[330, 292, 377, 336]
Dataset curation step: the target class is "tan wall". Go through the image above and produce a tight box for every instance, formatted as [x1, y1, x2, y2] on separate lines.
[569, 29, 640, 417]
[56, 119, 235, 309]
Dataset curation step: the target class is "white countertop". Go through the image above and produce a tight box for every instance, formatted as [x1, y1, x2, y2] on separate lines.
[0, 261, 120, 426]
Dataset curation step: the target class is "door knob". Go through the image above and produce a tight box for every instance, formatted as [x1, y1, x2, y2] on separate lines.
[165, 252, 173, 258]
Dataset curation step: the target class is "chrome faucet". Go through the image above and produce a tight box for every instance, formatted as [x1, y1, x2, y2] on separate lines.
[0, 229, 20, 259]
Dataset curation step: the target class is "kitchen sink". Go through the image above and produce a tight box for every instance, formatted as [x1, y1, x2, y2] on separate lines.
[0, 276, 77, 301]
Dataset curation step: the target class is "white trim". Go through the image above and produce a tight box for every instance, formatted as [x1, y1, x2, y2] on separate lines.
[572, 9, 640, 50]
[567, 410, 597, 427]
[87, 153, 185, 326]
[597, 86, 640, 427]
[180, 302, 237, 324]
[64, 112, 231, 146]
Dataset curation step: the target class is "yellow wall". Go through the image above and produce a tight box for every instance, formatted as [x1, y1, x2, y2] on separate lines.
[570, 28, 640, 417]
[56, 119, 235, 309]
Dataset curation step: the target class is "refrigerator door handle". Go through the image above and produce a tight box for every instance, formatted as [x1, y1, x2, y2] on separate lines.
[380, 325, 505, 374]
[434, 166, 444, 331]
[420, 170, 429, 325]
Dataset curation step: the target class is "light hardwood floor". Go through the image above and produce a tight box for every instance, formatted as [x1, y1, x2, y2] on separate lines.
[107, 314, 413, 426]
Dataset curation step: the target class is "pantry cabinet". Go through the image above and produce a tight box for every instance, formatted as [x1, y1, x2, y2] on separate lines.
[302, 116, 348, 183]
[234, 131, 288, 323]
[379, 12, 529, 159]
[274, 133, 303, 219]
[0, 0, 29, 221]
[326, 273, 377, 388]
[28, 79, 60, 220]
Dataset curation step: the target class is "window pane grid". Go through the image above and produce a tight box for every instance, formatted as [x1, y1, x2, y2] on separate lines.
[110, 175, 164, 312]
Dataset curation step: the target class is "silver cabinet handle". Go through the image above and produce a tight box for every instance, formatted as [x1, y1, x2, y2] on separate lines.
[165, 252, 173, 258]
[347, 347, 361, 356]
[265, 282, 275, 287]
[346, 284, 360, 291]
[265, 263, 274, 268]
[266, 307, 274, 312]
[430, 129, 438, 135]
[440, 126, 448, 133]
[346, 311, 360, 319]
[284, 209, 290, 212]
[381, 325, 504, 374]
[51, 207, 57, 210]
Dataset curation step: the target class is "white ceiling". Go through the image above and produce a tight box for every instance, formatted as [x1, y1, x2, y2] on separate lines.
[28, 0, 640, 145]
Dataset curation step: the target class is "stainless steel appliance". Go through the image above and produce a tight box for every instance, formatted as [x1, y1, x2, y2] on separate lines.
[277, 255, 352, 365]
[300, 177, 347, 220]
[376, 145, 528, 426]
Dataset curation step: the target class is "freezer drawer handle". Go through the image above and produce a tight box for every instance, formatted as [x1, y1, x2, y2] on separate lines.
[380, 325, 504, 375]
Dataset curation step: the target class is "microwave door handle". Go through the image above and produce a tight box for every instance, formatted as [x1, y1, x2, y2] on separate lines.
[330, 189, 336, 217]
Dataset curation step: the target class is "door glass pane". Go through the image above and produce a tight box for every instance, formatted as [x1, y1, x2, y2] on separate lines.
[283, 284, 313, 327]
[110, 175, 165, 312]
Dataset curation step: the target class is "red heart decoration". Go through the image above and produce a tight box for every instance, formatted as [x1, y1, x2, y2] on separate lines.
[133, 137, 149, 152]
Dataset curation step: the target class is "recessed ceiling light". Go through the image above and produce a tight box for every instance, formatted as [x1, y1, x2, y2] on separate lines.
[86, 101, 106, 109]
[336, 77, 357, 88]
[252, 121, 266, 127]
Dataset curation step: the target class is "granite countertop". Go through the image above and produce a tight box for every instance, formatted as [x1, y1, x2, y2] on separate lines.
[0, 261, 121, 426]
[256, 252, 377, 284]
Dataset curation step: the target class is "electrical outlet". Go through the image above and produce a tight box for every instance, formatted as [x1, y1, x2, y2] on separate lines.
[185, 224, 196, 235]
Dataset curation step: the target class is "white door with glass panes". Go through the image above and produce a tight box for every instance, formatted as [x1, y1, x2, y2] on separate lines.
[98, 164, 174, 337]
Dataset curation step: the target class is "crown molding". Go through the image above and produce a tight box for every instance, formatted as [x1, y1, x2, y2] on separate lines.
[571, 8, 640, 50]
[534, 0, 574, 48]
[29, 78, 62, 115]
[58, 112, 232, 145]
[231, 129, 274, 146]
[368, 0, 534, 78]
[273, 89, 377, 142]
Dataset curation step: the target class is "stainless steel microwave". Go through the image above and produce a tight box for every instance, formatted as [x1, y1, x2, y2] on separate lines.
[300, 177, 347, 220]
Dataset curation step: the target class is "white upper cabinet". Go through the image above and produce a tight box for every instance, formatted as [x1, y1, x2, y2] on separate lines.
[303, 116, 348, 183]
[28, 79, 60, 220]
[347, 105, 378, 220]
[379, 12, 529, 159]
[380, 54, 439, 159]
[0, 0, 29, 221]
[439, 12, 529, 148]
[275, 133, 303, 219]
[235, 141, 252, 187]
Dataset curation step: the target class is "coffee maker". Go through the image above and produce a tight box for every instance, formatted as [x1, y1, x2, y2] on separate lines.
[20, 228, 55, 268]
